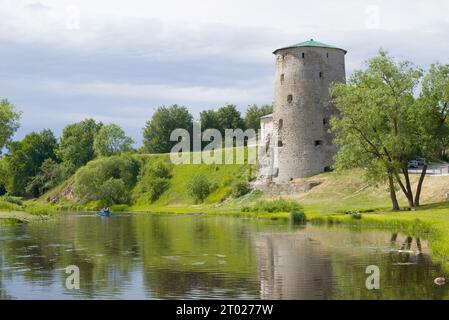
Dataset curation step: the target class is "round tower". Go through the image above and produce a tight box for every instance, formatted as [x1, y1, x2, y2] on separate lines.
[272, 39, 346, 182]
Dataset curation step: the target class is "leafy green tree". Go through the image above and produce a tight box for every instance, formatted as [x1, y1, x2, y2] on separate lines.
[413, 63, 449, 205]
[0, 99, 21, 154]
[215, 104, 245, 134]
[199, 104, 245, 134]
[5, 129, 58, 196]
[244, 104, 272, 131]
[97, 178, 129, 206]
[25, 159, 67, 197]
[57, 119, 103, 172]
[330, 50, 441, 210]
[0, 158, 7, 195]
[200, 109, 220, 131]
[73, 155, 140, 204]
[143, 105, 193, 153]
[93, 124, 134, 157]
[420, 63, 449, 159]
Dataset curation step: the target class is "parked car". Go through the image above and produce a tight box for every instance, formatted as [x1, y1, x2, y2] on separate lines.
[408, 160, 419, 168]
[417, 157, 426, 166]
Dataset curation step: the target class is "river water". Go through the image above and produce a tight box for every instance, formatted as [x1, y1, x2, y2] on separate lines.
[0, 213, 447, 299]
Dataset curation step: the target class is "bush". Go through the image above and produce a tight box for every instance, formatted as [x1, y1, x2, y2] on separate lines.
[0, 200, 22, 211]
[147, 177, 170, 202]
[243, 199, 301, 213]
[231, 180, 251, 198]
[24, 203, 57, 216]
[25, 159, 68, 197]
[0, 195, 23, 206]
[349, 211, 362, 219]
[135, 159, 173, 202]
[74, 155, 140, 204]
[291, 208, 307, 224]
[97, 178, 129, 206]
[187, 174, 212, 203]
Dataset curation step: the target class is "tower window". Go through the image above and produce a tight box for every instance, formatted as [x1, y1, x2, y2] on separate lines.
[280, 74, 284, 84]
[323, 118, 327, 125]
[314, 140, 323, 146]
[326, 52, 329, 58]
[302, 52, 305, 59]
[278, 140, 283, 147]
[279, 119, 283, 130]
[319, 72, 323, 78]
[287, 95, 293, 103]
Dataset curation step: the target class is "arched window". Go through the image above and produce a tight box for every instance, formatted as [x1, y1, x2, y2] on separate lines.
[280, 74, 284, 84]
[278, 119, 283, 130]
[287, 95, 293, 103]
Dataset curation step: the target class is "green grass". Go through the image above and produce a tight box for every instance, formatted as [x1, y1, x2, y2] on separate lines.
[130, 149, 256, 210]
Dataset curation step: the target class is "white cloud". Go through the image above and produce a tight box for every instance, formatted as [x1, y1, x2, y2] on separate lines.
[35, 78, 273, 105]
[2, 0, 449, 143]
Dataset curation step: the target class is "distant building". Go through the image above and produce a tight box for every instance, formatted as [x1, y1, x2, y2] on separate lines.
[259, 39, 347, 182]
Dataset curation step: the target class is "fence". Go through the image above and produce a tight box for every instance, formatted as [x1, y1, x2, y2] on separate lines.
[408, 166, 449, 176]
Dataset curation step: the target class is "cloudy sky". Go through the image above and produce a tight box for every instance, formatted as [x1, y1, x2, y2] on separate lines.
[2, 0, 449, 144]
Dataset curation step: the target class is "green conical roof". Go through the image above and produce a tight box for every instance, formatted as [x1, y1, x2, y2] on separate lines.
[273, 39, 347, 54]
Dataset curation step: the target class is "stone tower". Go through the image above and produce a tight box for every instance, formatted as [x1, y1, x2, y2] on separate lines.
[270, 39, 346, 182]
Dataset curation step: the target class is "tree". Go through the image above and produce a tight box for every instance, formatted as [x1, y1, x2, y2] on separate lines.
[215, 104, 245, 134]
[93, 124, 134, 157]
[73, 155, 140, 204]
[0, 99, 21, 154]
[4, 129, 58, 196]
[244, 104, 272, 131]
[330, 50, 441, 210]
[25, 158, 67, 197]
[414, 63, 449, 205]
[143, 105, 193, 153]
[57, 119, 103, 172]
[0, 158, 7, 195]
[200, 109, 220, 131]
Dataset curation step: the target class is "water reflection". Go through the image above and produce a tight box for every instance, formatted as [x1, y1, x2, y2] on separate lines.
[254, 228, 449, 299]
[0, 214, 448, 299]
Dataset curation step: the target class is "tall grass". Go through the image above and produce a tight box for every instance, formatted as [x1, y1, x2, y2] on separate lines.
[242, 199, 302, 213]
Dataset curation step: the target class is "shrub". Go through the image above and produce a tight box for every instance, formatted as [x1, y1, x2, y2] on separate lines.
[25, 159, 68, 197]
[243, 199, 301, 213]
[231, 180, 251, 198]
[147, 177, 170, 202]
[24, 203, 57, 216]
[97, 178, 129, 206]
[74, 155, 139, 204]
[0, 195, 23, 206]
[291, 208, 307, 224]
[0, 200, 22, 211]
[187, 174, 212, 203]
[135, 159, 173, 202]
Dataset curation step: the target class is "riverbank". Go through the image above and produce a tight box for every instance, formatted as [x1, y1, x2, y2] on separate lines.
[0, 211, 47, 223]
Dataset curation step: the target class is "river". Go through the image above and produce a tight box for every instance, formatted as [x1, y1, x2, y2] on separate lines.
[0, 213, 447, 299]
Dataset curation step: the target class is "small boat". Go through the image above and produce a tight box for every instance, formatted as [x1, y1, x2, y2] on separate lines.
[96, 209, 111, 217]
